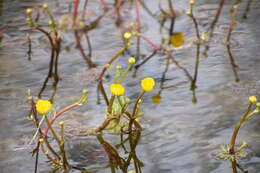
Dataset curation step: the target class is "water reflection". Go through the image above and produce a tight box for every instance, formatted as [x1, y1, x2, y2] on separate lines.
[1, 0, 260, 173]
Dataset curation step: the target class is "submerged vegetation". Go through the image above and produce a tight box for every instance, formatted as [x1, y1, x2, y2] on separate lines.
[0, 0, 259, 172]
[23, 0, 258, 172]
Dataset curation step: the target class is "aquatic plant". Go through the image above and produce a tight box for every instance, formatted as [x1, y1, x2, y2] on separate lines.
[27, 55, 155, 172]
[27, 89, 89, 173]
[217, 96, 260, 173]
[26, 4, 62, 100]
[21, 1, 259, 173]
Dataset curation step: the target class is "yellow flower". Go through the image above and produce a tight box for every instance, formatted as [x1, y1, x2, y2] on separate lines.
[110, 84, 125, 96]
[36, 99, 52, 114]
[123, 32, 132, 39]
[152, 95, 161, 104]
[128, 57, 136, 64]
[141, 78, 155, 92]
[249, 96, 257, 103]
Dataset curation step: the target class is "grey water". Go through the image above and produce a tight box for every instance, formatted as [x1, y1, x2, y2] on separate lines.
[0, 0, 260, 172]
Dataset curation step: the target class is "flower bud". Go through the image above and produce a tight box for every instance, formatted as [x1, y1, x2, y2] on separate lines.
[123, 32, 132, 39]
[42, 3, 48, 9]
[128, 57, 136, 64]
[26, 8, 33, 15]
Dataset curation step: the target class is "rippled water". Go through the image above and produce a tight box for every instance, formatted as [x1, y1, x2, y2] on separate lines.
[1, 0, 260, 172]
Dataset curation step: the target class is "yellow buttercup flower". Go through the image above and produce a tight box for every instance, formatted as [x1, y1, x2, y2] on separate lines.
[110, 84, 125, 96]
[249, 96, 257, 103]
[36, 99, 52, 114]
[141, 78, 155, 92]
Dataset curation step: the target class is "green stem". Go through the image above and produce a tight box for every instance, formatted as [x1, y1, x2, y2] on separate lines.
[229, 103, 252, 154]
[108, 95, 115, 114]
[118, 64, 132, 83]
[44, 116, 61, 145]
[132, 91, 145, 118]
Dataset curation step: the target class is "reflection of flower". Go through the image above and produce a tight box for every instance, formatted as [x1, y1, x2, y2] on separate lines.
[152, 95, 161, 104]
[36, 100, 52, 115]
[141, 78, 155, 92]
[249, 96, 257, 103]
[170, 32, 185, 47]
[110, 84, 125, 96]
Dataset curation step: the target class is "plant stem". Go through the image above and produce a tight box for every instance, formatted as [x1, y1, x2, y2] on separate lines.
[229, 103, 252, 154]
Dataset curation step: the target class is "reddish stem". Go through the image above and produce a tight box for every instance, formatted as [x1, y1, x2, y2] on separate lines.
[137, 33, 161, 51]
[100, 0, 109, 9]
[135, 0, 141, 60]
[73, 0, 80, 25]
[135, 0, 141, 32]
[42, 103, 80, 137]
[115, 0, 122, 24]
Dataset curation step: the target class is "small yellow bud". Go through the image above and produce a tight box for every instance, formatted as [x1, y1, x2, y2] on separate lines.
[82, 89, 88, 95]
[127, 41, 133, 47]
[59, 121, 64, 126]
[36, 99, 52, 115]
[190, 0, 195, 5]
[116, 65, 122, 70]
[123, 32, 132, 39]
[141, 78, 155, 92]
[128, 57, 136, 64]
[48, 20, 53, 26]
[249, 96, 257, 103]
[26, 8, 33, 15]
[110, 83, 125, 96]
[186, 9, 192, 16]
[42, 3, 48, 9]
[39, 138, 44, 143]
